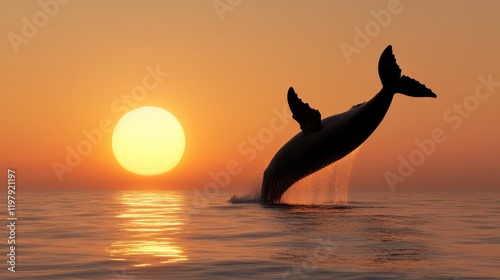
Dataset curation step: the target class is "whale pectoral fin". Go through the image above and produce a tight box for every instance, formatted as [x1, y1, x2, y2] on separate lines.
[378, 45, 402, 87]
[287, 87, 322, 135]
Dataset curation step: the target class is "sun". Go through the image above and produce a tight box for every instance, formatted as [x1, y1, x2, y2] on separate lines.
[112, 106, 185, 175]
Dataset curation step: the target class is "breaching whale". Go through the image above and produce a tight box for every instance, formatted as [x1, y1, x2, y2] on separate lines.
[261, 45, 437, 204]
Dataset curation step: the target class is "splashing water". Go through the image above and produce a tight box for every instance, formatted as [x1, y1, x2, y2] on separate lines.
[281, 147, 361, 205]
[230, 186, 261, 203]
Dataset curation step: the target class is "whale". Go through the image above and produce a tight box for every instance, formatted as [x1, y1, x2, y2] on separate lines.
[260, 45, 437, 204]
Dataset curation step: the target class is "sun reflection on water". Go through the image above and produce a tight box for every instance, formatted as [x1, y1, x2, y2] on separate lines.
[106, 191, 188, 267]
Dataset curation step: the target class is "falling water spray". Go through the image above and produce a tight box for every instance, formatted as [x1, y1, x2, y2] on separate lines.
[281, 147, 361, 205]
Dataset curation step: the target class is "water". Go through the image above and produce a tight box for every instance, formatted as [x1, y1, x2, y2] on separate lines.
[4, 190, 500, 279]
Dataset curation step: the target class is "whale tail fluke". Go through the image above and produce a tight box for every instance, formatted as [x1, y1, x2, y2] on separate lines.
[378, 45, 402, 87]
[378, 45, 437, 98]
[394, 75, 437, 98]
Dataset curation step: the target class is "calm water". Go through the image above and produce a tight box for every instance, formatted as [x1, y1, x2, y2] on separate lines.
[4, 190, 500, 279]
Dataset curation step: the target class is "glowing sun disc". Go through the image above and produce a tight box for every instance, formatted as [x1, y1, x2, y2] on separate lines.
[112, 106, 185, 175]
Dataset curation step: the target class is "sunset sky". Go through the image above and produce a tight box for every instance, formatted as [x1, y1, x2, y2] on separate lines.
[1, 0, 499, 191]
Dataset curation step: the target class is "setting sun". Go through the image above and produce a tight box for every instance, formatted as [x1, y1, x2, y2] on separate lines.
[112, 106, 185, 175]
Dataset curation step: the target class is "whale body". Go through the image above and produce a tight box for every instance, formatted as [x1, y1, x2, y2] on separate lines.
[261, 45, 437, 204]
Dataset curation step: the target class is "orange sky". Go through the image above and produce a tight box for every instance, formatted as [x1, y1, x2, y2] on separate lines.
[1, 0, 499, 191]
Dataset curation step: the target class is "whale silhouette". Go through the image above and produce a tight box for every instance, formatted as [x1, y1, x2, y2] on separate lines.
[261, 45, 437, 204]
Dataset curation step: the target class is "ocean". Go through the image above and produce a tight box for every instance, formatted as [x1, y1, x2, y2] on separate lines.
[4, 190, 500, 279]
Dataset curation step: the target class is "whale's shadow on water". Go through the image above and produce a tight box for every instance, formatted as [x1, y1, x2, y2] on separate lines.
[258, 199, 385, 211]
[259, 45, 437, 205]
[262, 202, 432, 276]
[228, 194, 432, 275]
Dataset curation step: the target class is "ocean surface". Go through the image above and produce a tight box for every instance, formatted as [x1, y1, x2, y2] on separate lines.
[4, 190, 500, 279]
